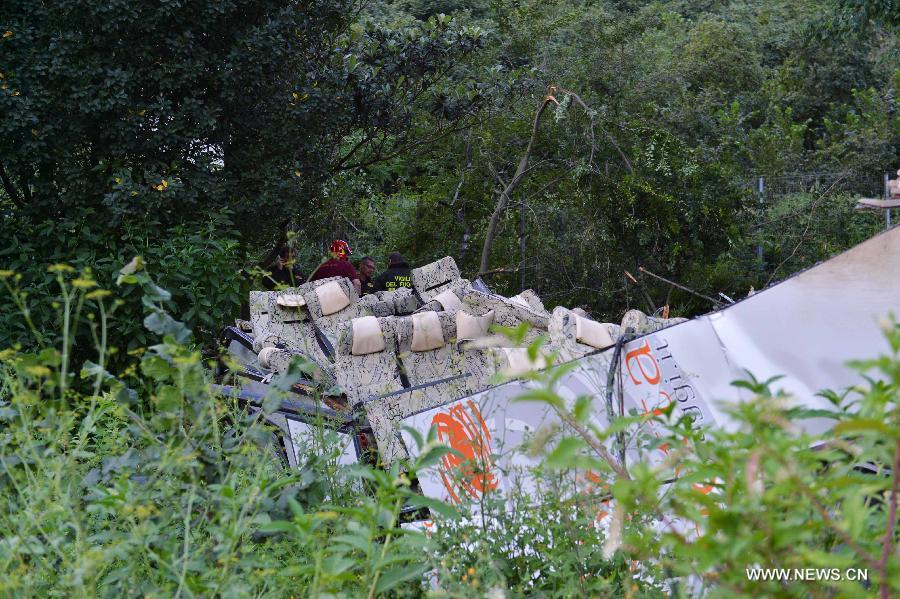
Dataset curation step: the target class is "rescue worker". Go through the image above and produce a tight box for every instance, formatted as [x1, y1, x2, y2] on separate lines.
[357, 256, 377, 296]
[309, 239, 362, 294]
[374, 252, 412, 292]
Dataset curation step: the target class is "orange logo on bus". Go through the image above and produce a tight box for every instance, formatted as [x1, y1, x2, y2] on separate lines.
[432, 400, 498, 504]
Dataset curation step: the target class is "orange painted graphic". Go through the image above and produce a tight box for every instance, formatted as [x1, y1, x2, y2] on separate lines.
[624, 341, 661, 386]
[432, 400, 498, 504]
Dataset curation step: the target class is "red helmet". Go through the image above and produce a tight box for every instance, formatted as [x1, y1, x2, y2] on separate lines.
[329, 239, 352, 258]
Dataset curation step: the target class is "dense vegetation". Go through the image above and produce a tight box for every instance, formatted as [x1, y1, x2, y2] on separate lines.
[1, 268, 898, 596]
[1, 0, 898, 596]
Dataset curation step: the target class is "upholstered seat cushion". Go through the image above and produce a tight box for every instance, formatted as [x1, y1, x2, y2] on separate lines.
[315, 281, 352, 315]
[333, 316, 405, 405]
[461, 288, 550, 337]
[411, 256, 462, 302]
[456, 309, 494, 341]
[410, 311, 445, 352]
[433, 288, 463, 312]
[575, 314, 615, 349]
[389, 286, 421, 315]
[351, 316, 386, 355]
[547, 306, 622, 362]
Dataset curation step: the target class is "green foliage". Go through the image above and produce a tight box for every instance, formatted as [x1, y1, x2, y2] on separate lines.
[321, 0, 897, 321]
[0, 0, 485, 239]
[0, 213, 243, 367]
[515, 319, 900, 597]
[0, 265, 458, 597]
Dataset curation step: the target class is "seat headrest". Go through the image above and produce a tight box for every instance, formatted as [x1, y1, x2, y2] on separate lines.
[462, 288, 550, 330]
[456, 309, 494, 341]
[574, 315, 614, 349]
[276, 294, 306, 308]
[433, 288, 462, 312]
[315, 280, 351, 315]
[501, 347, 548, 376]
[351, 316, 386, 355]
[411, 311, 445, 352]
[258, 346, 280, 369]
[411, 257, 461, 300]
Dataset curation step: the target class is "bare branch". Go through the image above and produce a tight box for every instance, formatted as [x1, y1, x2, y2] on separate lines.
[479, 93, 556, 275]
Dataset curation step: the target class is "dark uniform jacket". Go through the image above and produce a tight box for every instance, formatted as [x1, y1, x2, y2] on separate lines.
[359, 275, 376, 296]
[374, 262, 412, 292]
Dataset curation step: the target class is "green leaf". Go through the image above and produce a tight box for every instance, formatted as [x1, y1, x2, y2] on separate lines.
[405, 495, 460, 521]
[143, 311, 191, 344]
[257, 521, 296, 535]
[415, 444, 460, 471]
[332, 534, 370, 553]
[513, 388, 563, 409]
[374, 563, 428, 593]
[322, 554, 356, 576]
[546, 437, 586, 468]
[833, 419, 889, 435]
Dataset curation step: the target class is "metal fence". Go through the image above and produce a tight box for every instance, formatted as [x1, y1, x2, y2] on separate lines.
[741, 171, 892, 228]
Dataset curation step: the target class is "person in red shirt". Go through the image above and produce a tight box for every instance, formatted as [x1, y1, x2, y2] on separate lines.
[308, 239, 361, 295]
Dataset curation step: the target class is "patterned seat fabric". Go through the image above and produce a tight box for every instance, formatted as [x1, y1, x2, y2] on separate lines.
[382, 286, 420, 315]
[620, 309, 687, 335]
[362, 312, 471, 463]
[457, 343, 504, 394]
[333, 316, 406, 406]
[508, 289, 547, 314]
[461, 288, 550, 344]
[414, 279, 471, 313]
[411, 256, 462, 303]
[362, 392, 413, 463]
[396, 312, 465, 384]
[548, 307, 621, 362]
[358, 292, 396, 317]
[248, 287, 333, 365]
[258, 347, 336, 389]
[302, 278, 372, 351]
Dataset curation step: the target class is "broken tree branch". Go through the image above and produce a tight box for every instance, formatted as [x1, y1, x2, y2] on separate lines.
[479, 90, 559, 276]
[638, 266, 723, 307]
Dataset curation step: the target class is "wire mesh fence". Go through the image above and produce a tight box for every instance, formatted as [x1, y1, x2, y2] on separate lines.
[740, 171, 885, 201]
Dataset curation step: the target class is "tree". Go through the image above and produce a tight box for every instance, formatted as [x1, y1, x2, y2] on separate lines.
[0, 0, 484, 242]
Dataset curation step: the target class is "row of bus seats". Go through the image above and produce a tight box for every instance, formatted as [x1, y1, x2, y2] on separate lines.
[245, 258, 464, 385]
[241, 256, 686, 463]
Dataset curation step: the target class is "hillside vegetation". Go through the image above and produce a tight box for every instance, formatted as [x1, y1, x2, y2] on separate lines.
[0, 0, 898, 596]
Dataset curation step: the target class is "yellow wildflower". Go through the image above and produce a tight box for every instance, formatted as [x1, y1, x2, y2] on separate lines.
[26, 365, 52, 377]
[71, 278, 97, 289]
[47, 263, 75, 273]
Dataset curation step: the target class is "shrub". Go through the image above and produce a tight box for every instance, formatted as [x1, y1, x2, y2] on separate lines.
[0, 212, 244, 368]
